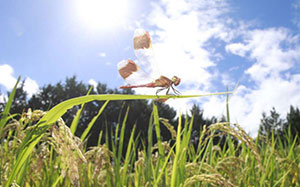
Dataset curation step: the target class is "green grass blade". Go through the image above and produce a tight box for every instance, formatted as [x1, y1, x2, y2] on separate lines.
[51, 174, 63, 187]
[118, 106, 130, 161]
[115, 106, 130, 186]
[70, 86, 93, 134]
[182, 114, 194, 148]
[226, 86, 230, 123]
[121, 125, 136, 186]
[153, 102, 166, 183]
[80, 100, 109, 141]
[146, 112, 154, 182]
[6, 132, 43, 186]
[155, 144, 176, 186]
[97, 130, 103, 146]
[171, 110, 182, 187]
[38, 92, 232, 127]
[0, 76, 20, 134]
[153, 102, 164, 157]
[16, 156, 30, 186]
[183, 115, 194, 161]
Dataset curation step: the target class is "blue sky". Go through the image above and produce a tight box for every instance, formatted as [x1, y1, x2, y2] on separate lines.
[1, 0, 300, 135]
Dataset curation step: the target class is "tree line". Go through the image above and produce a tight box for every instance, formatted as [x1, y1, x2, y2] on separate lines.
[1, 76, 299, 148]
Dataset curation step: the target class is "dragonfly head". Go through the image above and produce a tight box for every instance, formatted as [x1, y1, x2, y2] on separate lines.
[171, 76, 181, 86]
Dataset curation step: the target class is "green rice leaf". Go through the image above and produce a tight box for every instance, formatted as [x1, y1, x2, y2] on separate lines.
[0, 76, 20, 134]
[70, 86, 93, 134]
[80, 100, 109, 141]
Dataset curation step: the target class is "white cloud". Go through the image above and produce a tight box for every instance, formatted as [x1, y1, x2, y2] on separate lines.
[136, 0, 300, 136]
[129, 0, 232, 97]
[227, 76, 300, 135]
[0, 64, 39, 98]
[128, 0, 235, 111]
[88, 79, 98, 92]
[23, 77, 39, 98]
[226, 28, 300, 82]
[224, 28, 300, 135]
[202, 96, 226, 118]
[142, 0, 232, 94]
[225, 43, 249, 57]
[221, 73, 235, 87]
[0, 64, 17, 90]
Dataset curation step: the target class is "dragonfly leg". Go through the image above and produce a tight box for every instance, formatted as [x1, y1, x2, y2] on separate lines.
[166, 87, 170, 95]
[156, 88, 166, 97]
[171, 85, 181, 95]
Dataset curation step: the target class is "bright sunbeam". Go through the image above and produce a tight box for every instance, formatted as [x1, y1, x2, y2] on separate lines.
[75, 0, 128, 31]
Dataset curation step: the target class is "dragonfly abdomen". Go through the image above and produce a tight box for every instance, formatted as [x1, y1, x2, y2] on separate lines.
[120, 82, 156, 89]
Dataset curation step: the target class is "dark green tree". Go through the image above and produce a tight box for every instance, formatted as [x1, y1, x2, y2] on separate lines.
[258, 107, 285, 138]
[285, 106, 300, 140]
[190, 104, 224, 131]
[190, 104, 206, 131]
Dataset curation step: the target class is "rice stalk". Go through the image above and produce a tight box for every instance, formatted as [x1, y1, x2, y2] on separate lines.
[160, 118, 177, 139]
[183, 173, 235, 187]
[48, 118, 86, 187]
[207, 122, 265, 172]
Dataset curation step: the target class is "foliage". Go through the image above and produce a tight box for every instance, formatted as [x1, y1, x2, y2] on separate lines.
[286, 106, 300, 139]
[258, 106, 300, 144]
[259, 107, 284, 138]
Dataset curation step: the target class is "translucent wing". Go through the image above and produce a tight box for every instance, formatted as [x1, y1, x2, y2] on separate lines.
[118, 59, 152, 85]
[118, 28, 181, 97]
[133, 29, 161, 81]
[118, 28, 160, 86]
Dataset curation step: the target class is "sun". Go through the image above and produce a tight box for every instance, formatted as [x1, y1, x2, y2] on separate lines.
[75, 0, 128, 31]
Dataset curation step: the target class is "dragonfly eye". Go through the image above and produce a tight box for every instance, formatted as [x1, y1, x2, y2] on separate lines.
[172, 76, 181, 86]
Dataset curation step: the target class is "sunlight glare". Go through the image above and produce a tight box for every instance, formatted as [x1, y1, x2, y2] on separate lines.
[75, 0, 128, 31]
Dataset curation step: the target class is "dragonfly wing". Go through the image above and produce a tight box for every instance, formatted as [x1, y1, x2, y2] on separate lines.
[118, 59, 152, 85]
[133, 29, 161, 80]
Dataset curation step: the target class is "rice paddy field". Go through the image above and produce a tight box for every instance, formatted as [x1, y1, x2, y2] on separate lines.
[0, 80, 299, 187]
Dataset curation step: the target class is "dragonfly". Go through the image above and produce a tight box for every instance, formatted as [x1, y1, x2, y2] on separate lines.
[118, 29, 181, 97]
